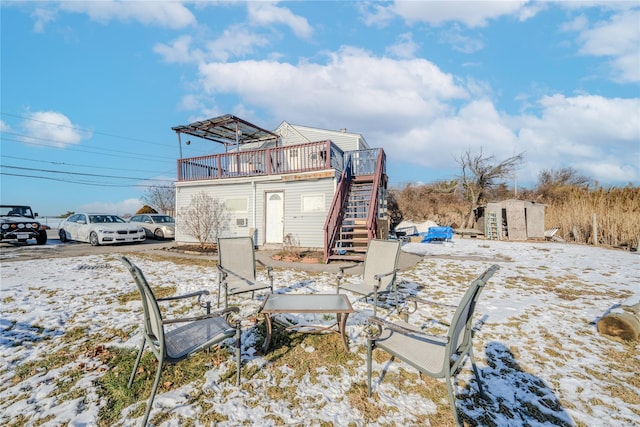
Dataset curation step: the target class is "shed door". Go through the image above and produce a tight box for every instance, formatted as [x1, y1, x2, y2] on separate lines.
[265, 191, 284, 243]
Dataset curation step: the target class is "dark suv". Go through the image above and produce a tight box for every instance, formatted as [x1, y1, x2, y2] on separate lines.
[0, 205, 48, 245]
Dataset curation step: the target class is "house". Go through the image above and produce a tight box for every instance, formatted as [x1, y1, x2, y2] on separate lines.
[172, 114, 389, 262]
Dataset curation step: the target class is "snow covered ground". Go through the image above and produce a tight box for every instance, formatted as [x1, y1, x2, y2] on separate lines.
[1, 239, 638, 426]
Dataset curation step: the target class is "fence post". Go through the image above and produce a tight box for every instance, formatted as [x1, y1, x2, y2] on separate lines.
[592, 213, 598, 246]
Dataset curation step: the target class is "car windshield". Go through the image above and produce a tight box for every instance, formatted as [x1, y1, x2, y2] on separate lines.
[1, 206, 33, 217]
[153, 215, 174, 223]
[89, 215, 126, 224]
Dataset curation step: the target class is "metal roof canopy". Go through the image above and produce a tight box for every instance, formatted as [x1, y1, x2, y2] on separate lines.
[172, 114, 279, 150]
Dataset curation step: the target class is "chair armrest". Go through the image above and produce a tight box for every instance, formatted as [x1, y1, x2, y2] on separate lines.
[256, 259, 274, 276]
[158, 290, 213, 314]
[217, 264, 231, 279]
[157, 290, 210, 302]
[405, 295, 457, 308]
[337, 263, 359, 278]
[366, 316, 449, 343]
[399, 295, 457, 318]
[163, 306, 241, 326]
[373, 268, 399, 281]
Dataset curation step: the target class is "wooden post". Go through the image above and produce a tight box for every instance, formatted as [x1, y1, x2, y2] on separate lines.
[592, 213, 598, 246]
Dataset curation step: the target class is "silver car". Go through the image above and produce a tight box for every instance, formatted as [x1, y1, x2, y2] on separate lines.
[129, 214, 175, 240]
[59, 213, 146, 246]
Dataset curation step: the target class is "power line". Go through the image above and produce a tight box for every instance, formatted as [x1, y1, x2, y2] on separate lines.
[0, 172, 174, 188]
[1, 164, 175, 182]
[1, 132, 173, 162]
[0, 154, 170, 175]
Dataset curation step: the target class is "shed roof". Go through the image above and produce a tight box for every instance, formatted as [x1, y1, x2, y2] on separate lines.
[172, 114, 279, 147]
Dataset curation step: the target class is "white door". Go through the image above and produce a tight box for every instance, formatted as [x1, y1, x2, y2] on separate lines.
[265, 191, 284, 243]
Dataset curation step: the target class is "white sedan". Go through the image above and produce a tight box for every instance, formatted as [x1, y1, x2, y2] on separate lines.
[58, 213, 146, 246]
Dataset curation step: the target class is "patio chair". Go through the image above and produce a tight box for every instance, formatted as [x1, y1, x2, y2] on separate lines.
[336, 239, 401, 316]
[217, 236, 273, 308]
[121, 256, 241, 427]
[366, 264, 499, 426]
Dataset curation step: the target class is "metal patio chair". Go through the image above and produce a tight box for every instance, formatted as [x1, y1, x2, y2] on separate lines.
[121, 256, 241, 427]
[336, 239, 401, 316]
[366, 264, 500, 426]
[217, 236, 273, 308]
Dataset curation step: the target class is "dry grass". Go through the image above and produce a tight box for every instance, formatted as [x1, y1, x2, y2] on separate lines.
[391, 184, 639, 249]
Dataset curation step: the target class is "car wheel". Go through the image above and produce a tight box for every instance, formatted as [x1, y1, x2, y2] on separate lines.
[89, 232, 100, 246]
[154, 228, 165, 240]
[59, 229, 68, 242]
[36, 230, 47, 245]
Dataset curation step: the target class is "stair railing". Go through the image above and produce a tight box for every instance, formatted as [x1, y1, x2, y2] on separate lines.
[365, 149, 385, 241]
[323, 154, 353, 262]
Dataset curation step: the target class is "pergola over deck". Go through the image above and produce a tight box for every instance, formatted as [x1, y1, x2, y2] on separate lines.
[172, 114, 280, 153]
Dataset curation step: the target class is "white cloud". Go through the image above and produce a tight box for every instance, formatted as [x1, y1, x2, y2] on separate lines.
[0, 119, 11, 132]
[21, 111, 90, 148]
[515, 94, 640, 183]
[22, 0, 196, 32]
[378, 0, 531, 28]
[154, 35, 198, 64]
[438, 25, 485, 54]
[386, 32, 419, 59]
[204, 25, 271, 62]
[196, 47, 468, 130]
[573, 10, 640, 83]
[78, 198, 143, 217]
[31, 6, 57, 33]
[358, 1, 397, 27]
[247, 2, 313, 38]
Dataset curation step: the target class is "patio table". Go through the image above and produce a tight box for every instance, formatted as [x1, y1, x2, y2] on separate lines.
[258, 294, 354, 352]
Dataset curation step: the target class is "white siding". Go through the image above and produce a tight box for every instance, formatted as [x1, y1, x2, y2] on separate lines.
[175, 173, 338, 249]
[175, 181, 256, 244]
[275, 121, 369, 152]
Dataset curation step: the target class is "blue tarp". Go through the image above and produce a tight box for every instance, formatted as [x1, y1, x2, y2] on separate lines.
[421, 226, 454, 243]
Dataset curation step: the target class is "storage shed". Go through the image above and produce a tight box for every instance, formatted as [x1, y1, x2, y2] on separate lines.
[483, 199, 546, 241]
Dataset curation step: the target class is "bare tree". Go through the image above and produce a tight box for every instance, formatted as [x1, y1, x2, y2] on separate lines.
[536, 167, 591, 200]
[141, 185, 176, 215]
[457, 149, 524, 227]
[179, 192, 229, 248]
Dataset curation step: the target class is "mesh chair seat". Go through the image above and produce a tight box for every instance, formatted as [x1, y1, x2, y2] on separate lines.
[165, 316, 236, 360]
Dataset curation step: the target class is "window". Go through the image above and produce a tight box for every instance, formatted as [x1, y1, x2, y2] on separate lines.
[226, 198, 248, 213]
[302, 194, 325, 212]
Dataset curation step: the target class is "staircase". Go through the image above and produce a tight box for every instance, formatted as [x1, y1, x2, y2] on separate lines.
[324, 148, 386, 263]
[331, 179, 373, 260]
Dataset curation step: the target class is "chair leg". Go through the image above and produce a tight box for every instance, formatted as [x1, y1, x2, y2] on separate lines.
[394, 283, 399, 313]
[373, 290, 378, 318]
[128, 340, 146, 388]
[445, 374, 462, 427]
[217, 281, 222, 308]
[141, 358, 164, 427]
[367, 339, 373, 397]
[235, 324, 241, 386]
[469, 346, 486, 398]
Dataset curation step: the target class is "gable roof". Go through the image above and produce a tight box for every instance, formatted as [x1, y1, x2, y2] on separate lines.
[274, 121, 370, 149]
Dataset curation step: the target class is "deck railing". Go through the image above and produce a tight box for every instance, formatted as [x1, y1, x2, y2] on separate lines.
[177, 140, 344, 181]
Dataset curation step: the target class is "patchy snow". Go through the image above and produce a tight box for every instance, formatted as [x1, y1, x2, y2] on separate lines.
[1, 239, 639, 426]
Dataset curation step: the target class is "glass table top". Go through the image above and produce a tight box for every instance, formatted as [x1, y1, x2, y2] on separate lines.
[260, 294, 354, 313]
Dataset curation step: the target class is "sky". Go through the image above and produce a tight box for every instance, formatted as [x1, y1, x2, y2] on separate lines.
[1, 238, 639, 425]
[1, 1, 639, 217]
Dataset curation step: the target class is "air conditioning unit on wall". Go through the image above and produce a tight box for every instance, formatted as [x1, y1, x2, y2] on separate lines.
[236, 218, 248, 227]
